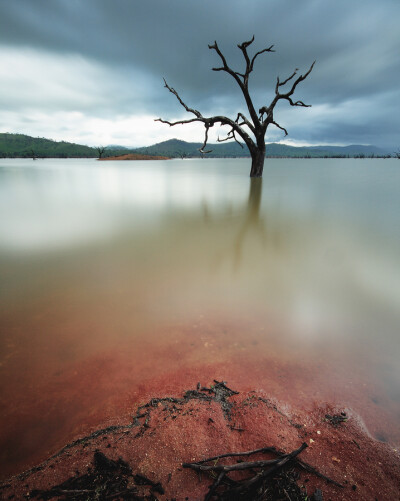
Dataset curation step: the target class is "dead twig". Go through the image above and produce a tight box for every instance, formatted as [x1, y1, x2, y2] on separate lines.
[184, 442, 308, 499]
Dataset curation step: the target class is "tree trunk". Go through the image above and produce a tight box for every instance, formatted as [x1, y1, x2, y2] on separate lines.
[249, 147, 265, 177]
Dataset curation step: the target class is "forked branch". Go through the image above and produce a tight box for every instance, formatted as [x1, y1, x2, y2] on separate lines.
[156, 37, 314, 176]
[274, 61, 315, 108]
[238, 36, 275, 80]
[217, 126, 244, 149]
[155, 79, 255, 154]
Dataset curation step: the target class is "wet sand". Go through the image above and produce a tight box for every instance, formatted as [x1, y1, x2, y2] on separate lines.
[1, 316, 399, 499]
[1, 368, 399, 500]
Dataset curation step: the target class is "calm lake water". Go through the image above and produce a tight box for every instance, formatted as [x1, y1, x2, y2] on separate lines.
[0, 157, 399, 478]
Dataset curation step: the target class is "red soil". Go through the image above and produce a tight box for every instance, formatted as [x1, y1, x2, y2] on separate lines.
[0, 317, 399, 499]
[0, 380, 399, 500]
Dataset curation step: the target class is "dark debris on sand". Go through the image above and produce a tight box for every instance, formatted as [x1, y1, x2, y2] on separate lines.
[27, 451, 164, 500]
[6, 382, 341, 501]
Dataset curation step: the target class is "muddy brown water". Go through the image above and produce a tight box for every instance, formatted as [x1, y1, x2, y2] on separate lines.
[0, 157, 399, 480]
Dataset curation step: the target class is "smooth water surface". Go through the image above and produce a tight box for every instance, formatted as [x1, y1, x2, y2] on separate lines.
[0, 157, 399, 477]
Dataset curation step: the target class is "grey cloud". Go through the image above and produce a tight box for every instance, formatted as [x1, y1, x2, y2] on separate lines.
[0, 0, 399, 148]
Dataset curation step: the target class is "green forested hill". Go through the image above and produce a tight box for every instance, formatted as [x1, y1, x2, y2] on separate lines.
[0, 133, 97, 158]
[0, 133, 389, 159]
[133, 138, 388, 158]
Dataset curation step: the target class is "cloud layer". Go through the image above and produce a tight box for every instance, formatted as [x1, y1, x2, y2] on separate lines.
[0, 0, 399, 148]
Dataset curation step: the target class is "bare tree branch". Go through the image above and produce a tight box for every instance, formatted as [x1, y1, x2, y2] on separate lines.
[156, 38, 314, 177]
[200, 124, 213, 154]
[237, 36, 254, 74]
[208, 41, 245, 88]
[209, 39, 272, 128]
[236, 112, 255, 135]
[258, 60, 315, 136]
[271, 61, 316, 111]
[160, 78, 203, 118]
[155, 79, 256, 154]
[155, 117, 202, 127]
[237, 35, 275, 78]
[271, 121, 288, 136]
[250, 45, 275, 72]
[275, 69, 298, 93]
[291, 99, 312, 107]
[217, 127, 244, 148]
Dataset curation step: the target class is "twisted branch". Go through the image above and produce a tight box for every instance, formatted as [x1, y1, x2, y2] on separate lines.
[271, 120, 288, 136]
[217, 127, 244, 148]
[238, 36, 275, 80]
[155, 79, 255, 154]
[208, 41, 245, 89]
[184, 442, 310, 499]
[200, 125, 213, 154]
[156, 37, 315, 164]
[273, 61, 315, 110]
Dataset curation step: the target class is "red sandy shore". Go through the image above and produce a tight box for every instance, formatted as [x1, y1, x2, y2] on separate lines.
[98, 154, 170, 160]
[0, 380, 399, 500]
[0, 316, 399, 499]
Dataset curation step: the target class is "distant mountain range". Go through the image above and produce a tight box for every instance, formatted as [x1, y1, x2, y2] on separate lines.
[133, 138, 389, 159]
[0, 133, 392, 159]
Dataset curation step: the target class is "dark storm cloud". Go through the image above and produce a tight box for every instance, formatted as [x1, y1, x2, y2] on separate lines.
[0, 0, 399, 147]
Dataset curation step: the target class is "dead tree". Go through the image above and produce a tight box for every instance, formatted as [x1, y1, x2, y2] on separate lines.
[96, 146, 106, 159]
[156, 36, 314, 177]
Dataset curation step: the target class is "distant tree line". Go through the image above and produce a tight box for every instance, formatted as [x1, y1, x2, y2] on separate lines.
[0, 133, 97, 158]
[0, 133, 395, 160]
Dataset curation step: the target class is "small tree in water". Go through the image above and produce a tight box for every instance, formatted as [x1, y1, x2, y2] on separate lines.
[96, 146, 106, 159]
[156, 37, 315, 177]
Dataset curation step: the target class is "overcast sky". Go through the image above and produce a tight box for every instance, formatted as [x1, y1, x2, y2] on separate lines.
[0, 0, 399, 149]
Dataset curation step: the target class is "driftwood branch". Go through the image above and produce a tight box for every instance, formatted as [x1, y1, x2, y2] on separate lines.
[183, 442, 307, 472]
[186, 457, 283, 473]
[184, 442, 308, 500]
[231, 443, 308, 496]
[184, 440, 343, 499]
